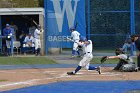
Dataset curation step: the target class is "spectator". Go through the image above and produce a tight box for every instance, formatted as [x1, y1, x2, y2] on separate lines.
[19, 31, 26, 52]
[29, 23, 36, 37]
[10, 22, 18, 41]
[122, 35, 132, 54]
[131, 34, 140, 70]
[23, 33, 35, 54]
[3, 24, 13, 56]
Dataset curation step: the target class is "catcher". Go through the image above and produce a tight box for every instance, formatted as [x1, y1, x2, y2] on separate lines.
[101, 48, 138, 72]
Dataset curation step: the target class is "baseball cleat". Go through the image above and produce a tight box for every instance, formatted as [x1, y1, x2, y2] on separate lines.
[77, 55, 81, 58]
[96, 66, 101, 74]
[67, 72, 75, 75]
[71, 55, 76, 59]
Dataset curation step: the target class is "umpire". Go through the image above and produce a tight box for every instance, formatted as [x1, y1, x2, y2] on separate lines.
[131, 34, 140, 70]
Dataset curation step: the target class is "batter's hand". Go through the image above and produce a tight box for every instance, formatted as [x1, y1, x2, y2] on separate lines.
[100, 56, 108, 64]
[7, 36, 11, 38]
[67, 37, 72, 41]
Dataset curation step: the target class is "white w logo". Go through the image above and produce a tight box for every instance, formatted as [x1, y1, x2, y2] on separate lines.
[50, 0, 80, 32]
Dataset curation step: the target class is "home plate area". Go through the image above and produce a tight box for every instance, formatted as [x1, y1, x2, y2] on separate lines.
[0, 67, 140, 92]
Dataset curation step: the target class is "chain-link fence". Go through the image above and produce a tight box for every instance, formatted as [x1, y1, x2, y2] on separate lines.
[87, 0, 140, 55]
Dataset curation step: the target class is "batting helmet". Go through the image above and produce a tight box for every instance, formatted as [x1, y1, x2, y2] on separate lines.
[80, 36, 87, 42]
[69, 26, 75, 31]
[37, 25, 41, 29]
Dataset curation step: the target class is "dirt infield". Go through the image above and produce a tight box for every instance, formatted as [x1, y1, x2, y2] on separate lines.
[0, 67, 140, 92]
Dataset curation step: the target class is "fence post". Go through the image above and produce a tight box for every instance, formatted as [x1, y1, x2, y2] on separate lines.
[87, 0, 90, 40]
[130, 0, 136, 56]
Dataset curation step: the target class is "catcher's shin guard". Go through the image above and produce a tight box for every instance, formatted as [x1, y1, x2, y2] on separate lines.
[114, 62, 122, 70]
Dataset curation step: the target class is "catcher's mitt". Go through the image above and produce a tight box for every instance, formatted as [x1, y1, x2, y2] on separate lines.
[100, 56, 108, 64]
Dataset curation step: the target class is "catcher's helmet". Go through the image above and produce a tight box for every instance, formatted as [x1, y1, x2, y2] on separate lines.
[69, 26, 75, 31]
[80, 36, 87, 42]
[115, 48, 125, 55]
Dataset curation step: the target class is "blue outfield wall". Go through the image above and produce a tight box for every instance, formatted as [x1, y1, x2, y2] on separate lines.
[44, 0, 86, 54]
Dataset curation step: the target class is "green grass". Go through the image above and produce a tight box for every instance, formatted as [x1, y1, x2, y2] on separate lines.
[93, 49, 115, 53]
[91, 57, 137, 64]
[0, 79, 8, 82]
[0, 56, 137, 65]
[0, 57, 56, 65]
[91, 58, 119, 64]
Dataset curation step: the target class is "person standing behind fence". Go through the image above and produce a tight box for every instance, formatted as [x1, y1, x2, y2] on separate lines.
[34, 25, 42, 56]
[3, 24, 13, 56]
[10, 22, 18, 41]
[122, 35, 132, 54]
[29, 23, 36, 37]
[131, 34, 140, 70]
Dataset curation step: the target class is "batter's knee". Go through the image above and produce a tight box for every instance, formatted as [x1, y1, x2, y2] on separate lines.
[85, 66, 89, 70]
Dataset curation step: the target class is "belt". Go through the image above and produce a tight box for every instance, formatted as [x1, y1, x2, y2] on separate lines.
[74, 39, 79, 41]
[84, 52, 91, 54]
[88, 52, 91, 53]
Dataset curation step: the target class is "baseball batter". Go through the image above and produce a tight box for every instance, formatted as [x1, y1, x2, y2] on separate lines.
[67, 36, 101, 75]
[69, 26, 81, 57]
[34, 25, 42, 56]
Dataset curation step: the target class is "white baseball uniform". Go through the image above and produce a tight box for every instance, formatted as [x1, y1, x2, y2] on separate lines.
[71, 30, 80, 51]
[118, 54, 133, 63]
[113, 53, 134, 70]
[34, 28, 41, 50]
[23, 36, 34, 47]
[79, 40, 93, 69]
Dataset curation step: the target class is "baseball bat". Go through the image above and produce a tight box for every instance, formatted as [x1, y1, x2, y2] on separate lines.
[33, 20, 38, 26]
